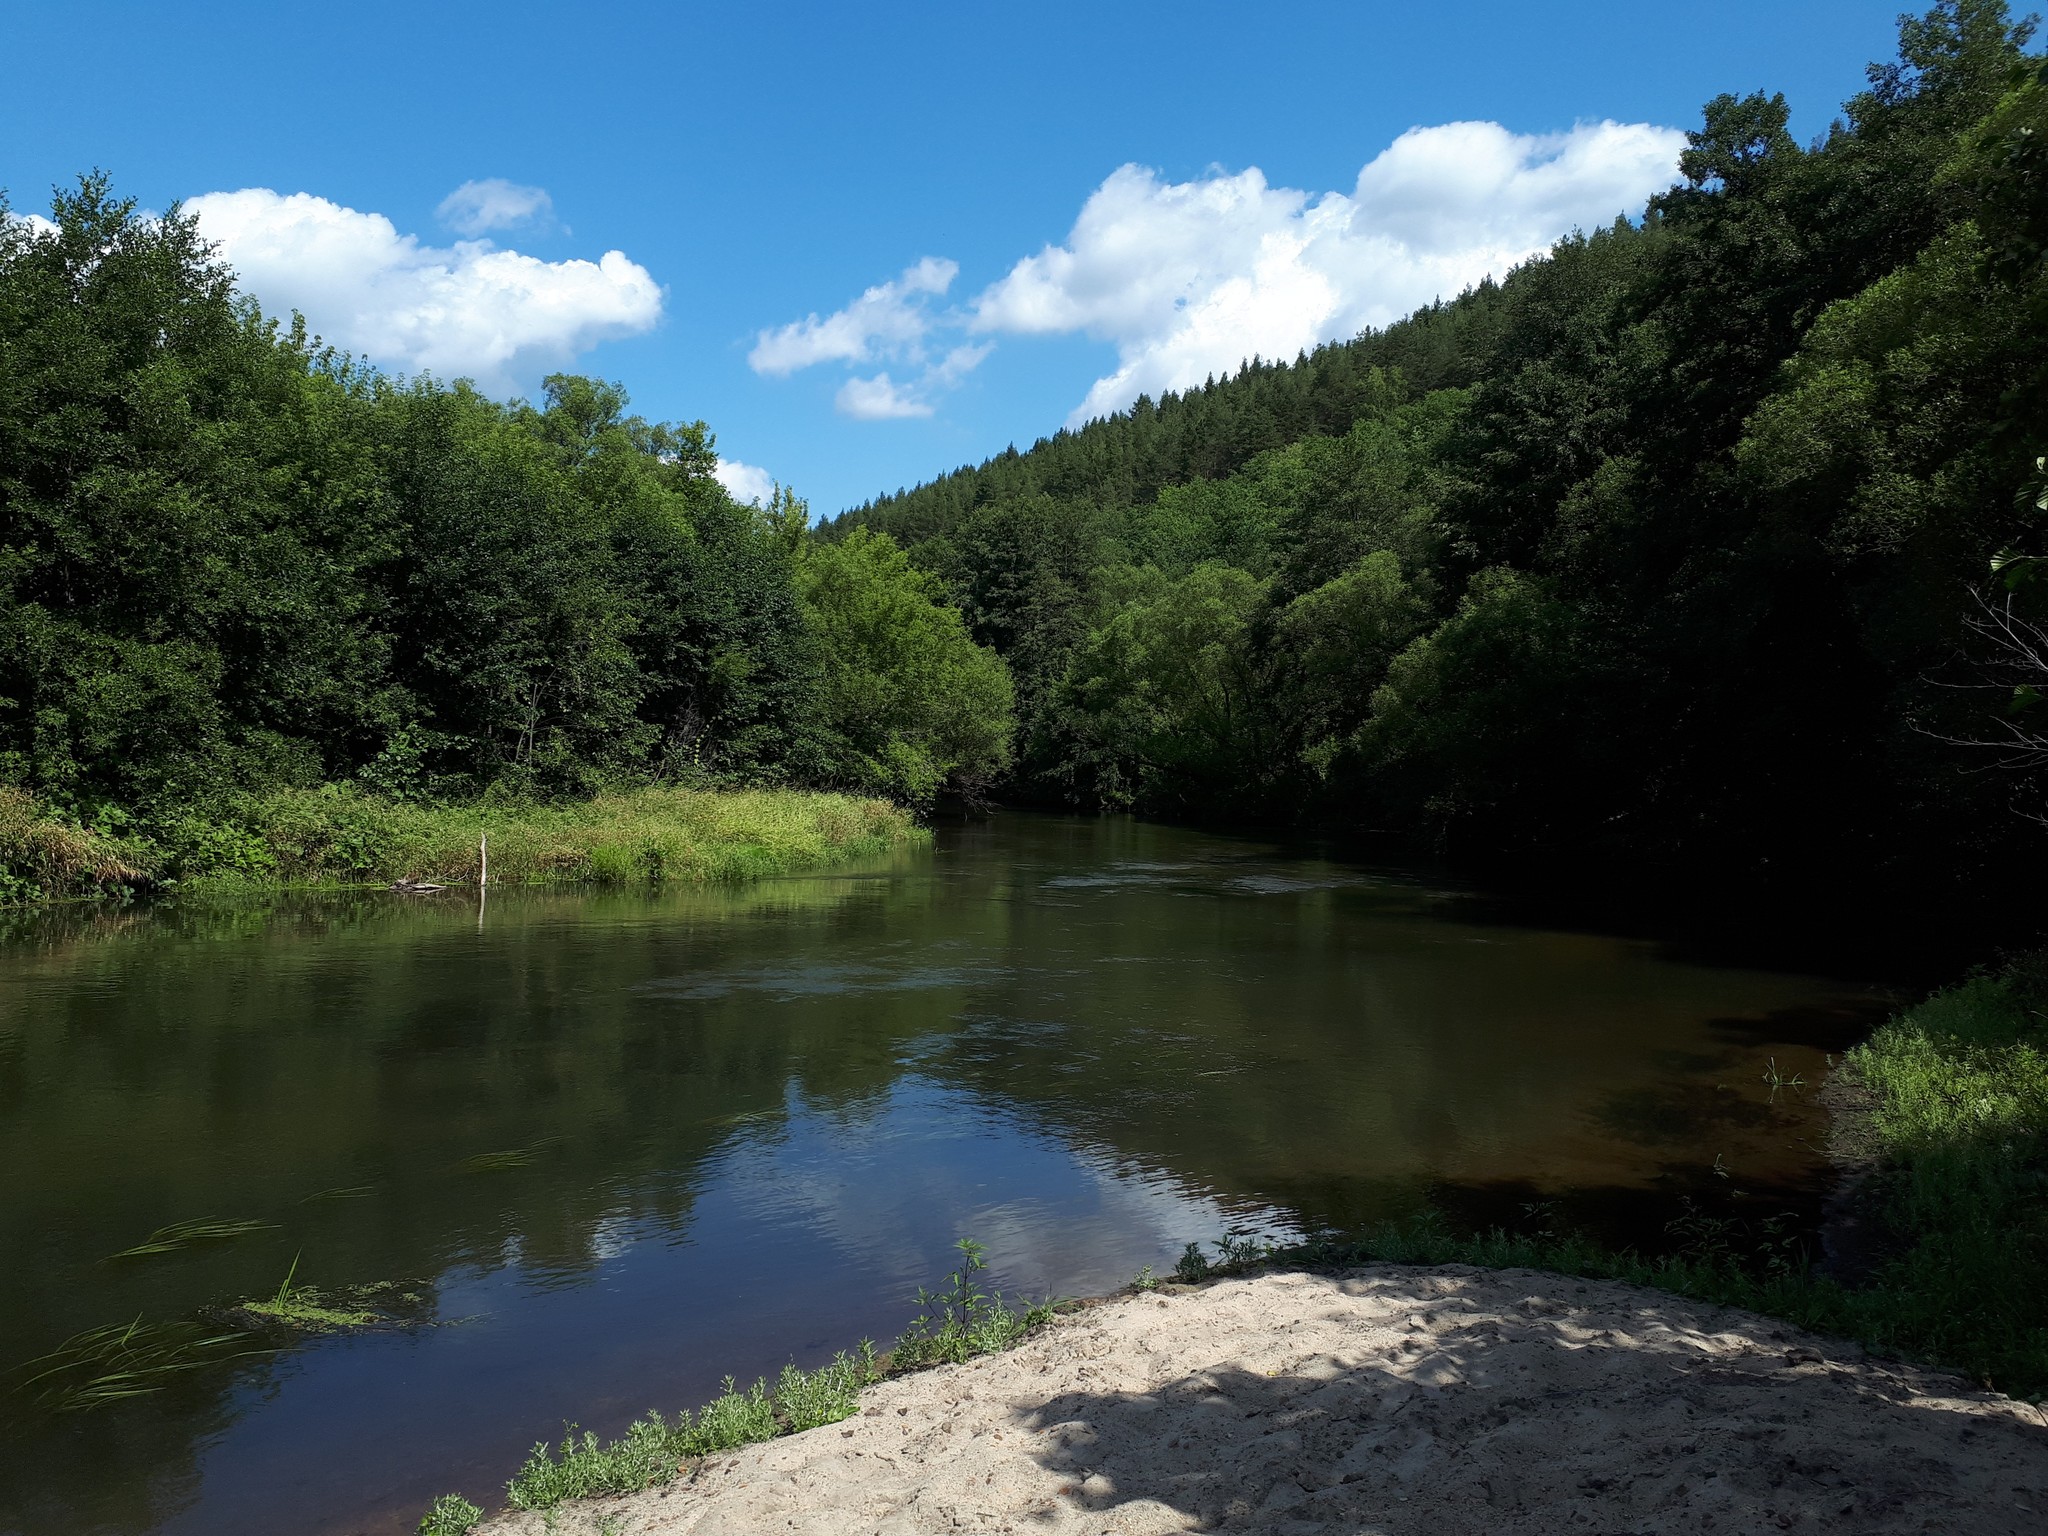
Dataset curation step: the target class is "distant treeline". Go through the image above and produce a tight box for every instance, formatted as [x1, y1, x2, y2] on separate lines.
[833, 1, 2048, 936]
[0, 180, 1012, 865]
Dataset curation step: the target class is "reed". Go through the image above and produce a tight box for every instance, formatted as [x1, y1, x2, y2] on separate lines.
[0, 786, 155, 903]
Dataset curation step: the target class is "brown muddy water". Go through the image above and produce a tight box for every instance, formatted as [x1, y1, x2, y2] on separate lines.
[0, 813, 1885, 1536]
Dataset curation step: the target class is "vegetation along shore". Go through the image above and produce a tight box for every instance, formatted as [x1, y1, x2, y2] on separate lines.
[4, 3, 2048, 1534]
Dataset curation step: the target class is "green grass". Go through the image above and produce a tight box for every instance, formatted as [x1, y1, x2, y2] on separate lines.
[502, 1348, 877, 1513]
[889, 1237, 1058, 1368]
[15, 1317, 265, 1412]
[0, 786, 153, 904]
[105, 1217, 276, 1260]
[416, 1241, 1059, 1534]
[0, 781, 927, 905]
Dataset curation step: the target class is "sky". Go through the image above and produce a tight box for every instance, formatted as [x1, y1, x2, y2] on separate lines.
[2, 1, 1913, 514]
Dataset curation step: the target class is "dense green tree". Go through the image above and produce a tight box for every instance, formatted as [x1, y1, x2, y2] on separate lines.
[0, 178, 1010, 829]
[795, 529, 1013, 804]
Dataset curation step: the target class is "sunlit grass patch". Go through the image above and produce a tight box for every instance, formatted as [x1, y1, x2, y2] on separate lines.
[419, 1239, 1062, 1529]
[185, 783, 926, 891]
[503, 1346, 879, 1512]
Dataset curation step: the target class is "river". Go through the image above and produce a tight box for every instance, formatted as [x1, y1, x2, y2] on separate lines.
[0, 813, 1882, 1535]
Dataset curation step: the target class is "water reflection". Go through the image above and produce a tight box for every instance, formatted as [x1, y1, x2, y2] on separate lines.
[0, 815, 1878, 1536]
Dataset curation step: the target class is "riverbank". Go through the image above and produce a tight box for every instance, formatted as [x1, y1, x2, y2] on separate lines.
[0, 783, 925, 904]
[414, 955, 2048, 1534]
[467, 1265, 2048, 1535]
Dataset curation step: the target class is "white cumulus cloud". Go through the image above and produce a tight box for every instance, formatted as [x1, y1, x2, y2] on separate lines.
[837, 373, 933, 420]
[186, 188, 663, 397]
[436, 178, 556, 236]
[713, 457, 777, 504]
[750, 119, 1683, 428]
[977, 120, 1685, 425]
[748, 256, 957, 376]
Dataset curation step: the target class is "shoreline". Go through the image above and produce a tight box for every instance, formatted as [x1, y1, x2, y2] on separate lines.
[466, 1265, 2048, 1535]
[0, 783, 927, 908]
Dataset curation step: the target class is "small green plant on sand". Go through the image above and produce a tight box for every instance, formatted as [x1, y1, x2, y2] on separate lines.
[503, 1345, 878, 1510]
[1175, 1242, 1211, 1283]
[1131, 1264, 1158, 1292]
[415, 1493, 483, 1536]
[891, 1238, 1056, 1368]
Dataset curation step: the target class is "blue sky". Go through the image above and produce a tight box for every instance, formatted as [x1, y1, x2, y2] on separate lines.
[3, 1, 1909, 514]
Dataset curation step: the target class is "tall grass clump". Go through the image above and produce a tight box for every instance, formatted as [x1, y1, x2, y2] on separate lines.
[0, 786, 156, 904]
[165, 783, 923, 892]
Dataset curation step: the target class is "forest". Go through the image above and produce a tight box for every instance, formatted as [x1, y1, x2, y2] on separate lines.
[835, 0, 2048, 948]
[0, 185, 1009, 894]
[5, 1, 2048, 942]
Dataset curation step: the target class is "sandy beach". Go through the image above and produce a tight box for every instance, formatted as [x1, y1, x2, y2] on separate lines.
[477, 1265, 2048, 1534]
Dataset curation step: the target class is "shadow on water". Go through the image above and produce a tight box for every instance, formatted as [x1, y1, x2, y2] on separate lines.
[0, 814, 1894, 1536]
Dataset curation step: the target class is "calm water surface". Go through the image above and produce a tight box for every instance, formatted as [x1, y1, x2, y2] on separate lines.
[0, 814, 1881, 1535]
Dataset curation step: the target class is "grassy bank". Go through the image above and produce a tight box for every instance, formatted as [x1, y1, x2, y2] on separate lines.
[0, 783, 925, 905]
[417, 1241, 1054, 1536]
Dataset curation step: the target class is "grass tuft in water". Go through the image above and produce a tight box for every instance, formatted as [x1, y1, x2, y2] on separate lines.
[15, 1317, 266, 1412]
[106, 1217, 276, 1260]
[458, 1138, 564, 1174]
[229, 1254, 383, 1333]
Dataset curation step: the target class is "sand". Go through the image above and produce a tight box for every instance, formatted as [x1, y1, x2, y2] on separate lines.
[479, 1266, 2048, 1535]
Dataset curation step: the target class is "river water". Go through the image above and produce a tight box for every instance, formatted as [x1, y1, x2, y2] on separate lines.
[0, 814, 1882, 1535]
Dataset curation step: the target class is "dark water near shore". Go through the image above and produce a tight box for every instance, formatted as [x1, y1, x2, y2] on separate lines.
[0, 814, 1884, 1536]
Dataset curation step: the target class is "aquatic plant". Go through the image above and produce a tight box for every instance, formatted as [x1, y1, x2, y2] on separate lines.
[458, 1138, 563, 1174]
[106, 1217, 275, 1259]
[15, 1317, 265, 1412]
[1761, 1057, 1807, 1098]
[231, 1254, 383, 1333]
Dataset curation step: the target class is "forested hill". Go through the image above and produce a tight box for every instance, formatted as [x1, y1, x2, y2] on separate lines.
[836, 293, 1504, 541]
[831, 0, 2048, 941]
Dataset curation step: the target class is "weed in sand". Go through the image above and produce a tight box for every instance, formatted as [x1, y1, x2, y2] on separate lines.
[891, 1239, 1055, 1369]
[415, 1493, 483, 1536]
[503, 1345, 878, 1511]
